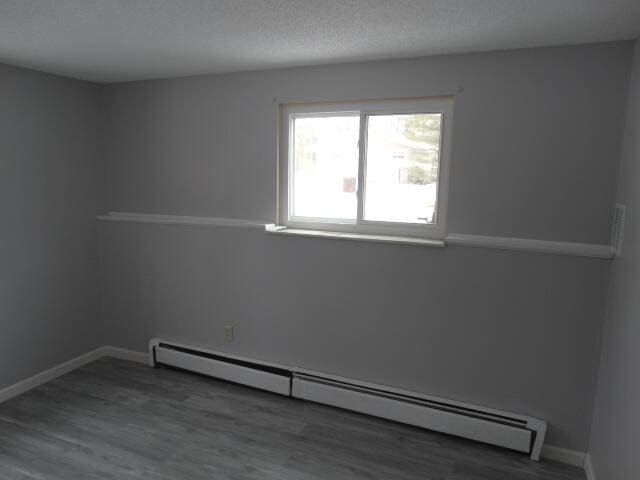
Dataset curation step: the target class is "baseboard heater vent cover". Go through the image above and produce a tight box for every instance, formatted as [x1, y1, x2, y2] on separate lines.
[292, 372, 546, 460]
[149, 339, 291, 396]
[148, 339, 546, 460]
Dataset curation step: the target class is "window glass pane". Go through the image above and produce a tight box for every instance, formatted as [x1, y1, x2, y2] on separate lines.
[292, 115, 359, 220]
[364, 113, 442, 224]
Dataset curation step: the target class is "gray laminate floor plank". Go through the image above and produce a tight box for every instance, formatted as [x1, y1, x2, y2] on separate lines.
[0, 357, 585, 480]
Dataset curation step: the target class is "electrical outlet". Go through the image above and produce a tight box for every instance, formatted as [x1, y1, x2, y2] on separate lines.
[224, 325, 234, 342]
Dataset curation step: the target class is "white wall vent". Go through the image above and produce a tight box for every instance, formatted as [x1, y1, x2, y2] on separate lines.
[149, 338, 547, 460]
[611, 203, 626, 256]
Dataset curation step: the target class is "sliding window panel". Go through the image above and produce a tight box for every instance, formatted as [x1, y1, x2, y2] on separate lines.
[364, 113, 443, 224]
[291, 115, 360, 222]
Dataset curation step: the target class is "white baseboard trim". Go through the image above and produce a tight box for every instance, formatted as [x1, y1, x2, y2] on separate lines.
[541, 445, 586, 468]
[0, 347, 105, 403]
[0, 346, 148, 404]
[102, 346, 149, 364]
[0, 345, 596, 477]
[584, 453, 597, 480]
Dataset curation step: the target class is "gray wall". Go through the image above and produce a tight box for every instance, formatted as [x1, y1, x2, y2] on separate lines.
[0, 63, 104, 389]
[101, 223, 611, 452]
[104, 42, 631, 244]
[589, 40, 640, 479]
[99, 42, 632, 451]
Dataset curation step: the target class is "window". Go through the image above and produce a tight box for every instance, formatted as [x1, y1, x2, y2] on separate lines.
[278, 97, 453, 240]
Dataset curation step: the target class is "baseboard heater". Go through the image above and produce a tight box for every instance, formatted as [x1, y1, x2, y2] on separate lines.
[149, 338, 546, 460]
[149, 339, 292, 396]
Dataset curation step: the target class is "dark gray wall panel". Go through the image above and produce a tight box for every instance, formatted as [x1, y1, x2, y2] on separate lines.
[589, 40, 640, 479]
[0, 63, 103, 389]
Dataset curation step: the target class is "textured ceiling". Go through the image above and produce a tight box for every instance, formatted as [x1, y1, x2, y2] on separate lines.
[1, 0, 639, 83]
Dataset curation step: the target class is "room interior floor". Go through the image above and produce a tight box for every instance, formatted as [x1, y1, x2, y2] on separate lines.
[0, 357, 584, 480]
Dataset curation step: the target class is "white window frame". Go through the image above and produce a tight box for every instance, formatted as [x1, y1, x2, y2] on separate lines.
[278, 97, 454, 240]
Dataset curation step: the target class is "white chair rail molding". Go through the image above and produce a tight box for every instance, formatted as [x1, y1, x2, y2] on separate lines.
[98, 212, 616, 258]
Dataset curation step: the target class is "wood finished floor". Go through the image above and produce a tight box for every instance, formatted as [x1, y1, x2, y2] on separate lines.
[0, 357, 585, 480]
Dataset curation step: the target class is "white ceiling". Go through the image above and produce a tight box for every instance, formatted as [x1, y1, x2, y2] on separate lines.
[1, 0, 639, 83]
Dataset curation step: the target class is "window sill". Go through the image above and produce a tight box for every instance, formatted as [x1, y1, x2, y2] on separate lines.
[264, 224, 445, 247]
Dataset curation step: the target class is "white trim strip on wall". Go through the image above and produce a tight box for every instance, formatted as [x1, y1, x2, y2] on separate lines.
[445, 233, 614, 259]
[97, 212, 266, 229]
[584, 453, 597, 480]
[0, 346, 147, 404]
[97, 212, 614, 259]
[540, 445, 587, 468]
